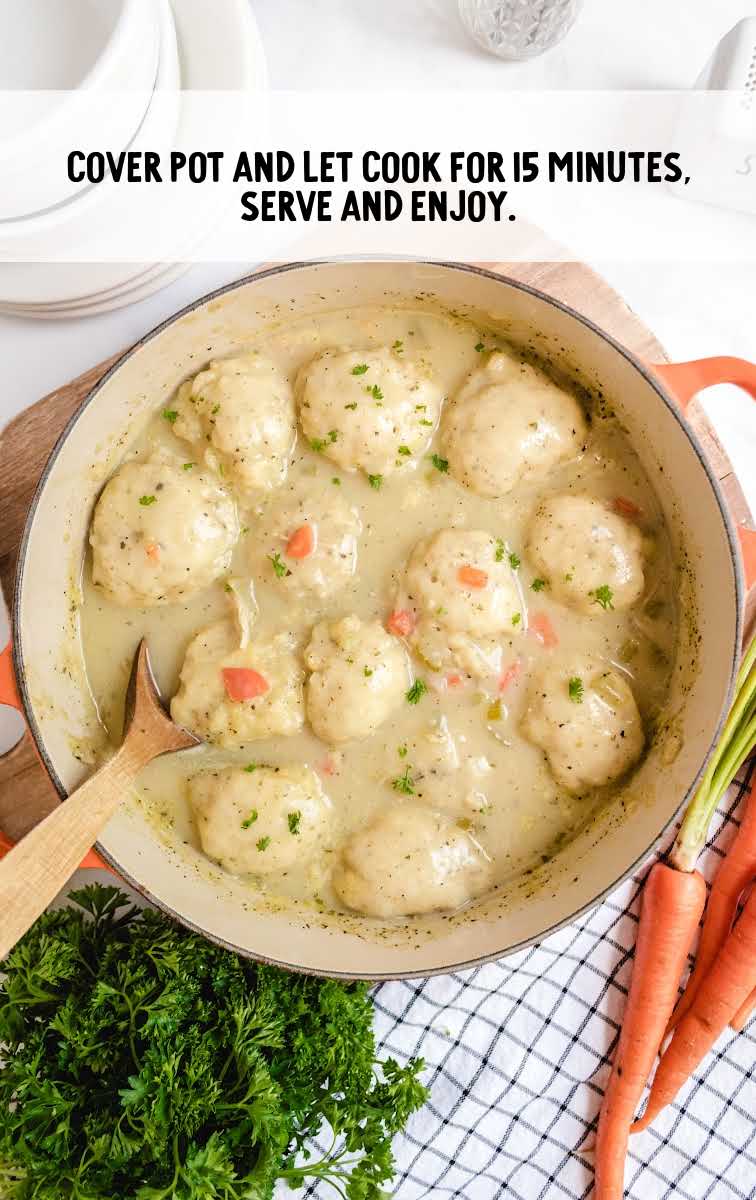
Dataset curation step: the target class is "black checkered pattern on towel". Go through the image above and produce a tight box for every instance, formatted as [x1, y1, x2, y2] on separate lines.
[289, 760, 756, 1200]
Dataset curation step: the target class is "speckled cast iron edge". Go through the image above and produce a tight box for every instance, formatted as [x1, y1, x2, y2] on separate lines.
[11, 259, 745, 981]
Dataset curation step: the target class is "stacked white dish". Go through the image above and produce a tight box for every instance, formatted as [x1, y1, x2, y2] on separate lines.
[0, 0, 265, 317]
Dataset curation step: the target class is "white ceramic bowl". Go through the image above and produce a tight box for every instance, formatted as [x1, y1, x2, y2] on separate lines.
[0, 0, 160, 220]
[0, 0, 265, 314]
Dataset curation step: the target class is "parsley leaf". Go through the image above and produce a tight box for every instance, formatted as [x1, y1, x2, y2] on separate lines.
[287, 811, 302, 835]
[430, 454, 449, 473]
[241, 809, 258, 829]
[397, 445, 412, 456]
[593, 584, 615, 610]
[139, 494, 156, 506]
[568, 676, 584, 703]
[508, 551, 521, 570]
[309, 437, 327, 453]
[162, 408, 178, 424]
[367, 473, 383, 490]
[531, 577, 547, 592]
[269, 552, 291, 578]
[474, 341, 485, 352]
[392, 339, 404, 353]
[391, 767, 416, 795]
[366, 384, 384, 401]
[351, 362, 369, 375]
[256, 835, 271, 851]
[406, 679, 427, 705]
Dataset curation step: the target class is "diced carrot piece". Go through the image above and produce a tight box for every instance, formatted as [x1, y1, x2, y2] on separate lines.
[286, 523, 315, 558]
[446, 673, 464, 687]
[457, 566, 488, 589]
[613, 496, 642, 520]
[387, 608, 416, 637]
[498, 660, 523, 692]
[145, 541, 160, 562]
[529, 612, 558, 649]
[222, 667, 270, 702]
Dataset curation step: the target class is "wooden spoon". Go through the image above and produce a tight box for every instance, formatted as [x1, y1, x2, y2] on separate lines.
[0, 639, 198, 960]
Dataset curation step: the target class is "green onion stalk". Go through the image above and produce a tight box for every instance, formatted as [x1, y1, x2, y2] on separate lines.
[671, 633, 756, 873]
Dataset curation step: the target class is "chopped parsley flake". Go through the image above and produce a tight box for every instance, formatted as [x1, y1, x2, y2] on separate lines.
[332, 477, 341, 485]
[568, 676, 584, 703]
[511, 613, 521, 626]
[241, 809, 258, 830]
[243, 763, 258, 773]
[256, 836, 271, 852]
[182, 462, 195, 471]
[139, 495, 156, 506]
[211, 404, 221, 415]
[430, 454, 449, 473]
[398, 744, 408, 758]
[508, 551, 521, 570]
[531, 578, 547, 592]
[344, 402, 358, 410]
[392, 340, 404, 353]
[287, 811, 302, 835]
[593, 584, 615, 610]
[351, 363, 369, 375]
[391, 767, 416, 795]
[419, 418, 433, 426]
[269, 552, 291, 579]
[367, 474, 383, 490]
[363, 666, 374, 677]
[162, 409, 178, 424]
[310, 438, 327, 453]
[474, 341, 485, 353]
[366, 384, 384, 401]
[397, 445, 412, 456]
[328, 429, 339, 442]
[494, 539, 505, 562]
[406, 679, 428, 705]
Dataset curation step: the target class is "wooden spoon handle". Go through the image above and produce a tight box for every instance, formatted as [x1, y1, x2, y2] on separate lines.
[0, 745, 145, 960]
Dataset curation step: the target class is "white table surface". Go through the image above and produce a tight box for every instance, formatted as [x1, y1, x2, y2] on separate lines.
[1, 0, 755, 754]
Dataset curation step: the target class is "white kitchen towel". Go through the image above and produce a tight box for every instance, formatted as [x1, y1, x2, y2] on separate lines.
[295, 760, 756, 1200]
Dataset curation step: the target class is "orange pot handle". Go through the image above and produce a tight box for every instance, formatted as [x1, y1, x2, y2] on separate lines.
[650, 357, 756, 592]
[0, 642, 111, 874]
[0, 642, 21, 711]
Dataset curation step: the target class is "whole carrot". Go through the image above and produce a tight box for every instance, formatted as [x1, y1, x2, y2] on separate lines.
[633, 883, 756, 1132]
[594, 863, 706, 1199]
[667, 785, 756, 1033]
[731, 981, 756, 1032]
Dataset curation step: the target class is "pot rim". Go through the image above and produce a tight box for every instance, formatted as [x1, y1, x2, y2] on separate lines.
[11, 259, 745, 979]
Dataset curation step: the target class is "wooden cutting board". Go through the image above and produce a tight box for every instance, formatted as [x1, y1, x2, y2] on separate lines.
[0, 261, 753, 843]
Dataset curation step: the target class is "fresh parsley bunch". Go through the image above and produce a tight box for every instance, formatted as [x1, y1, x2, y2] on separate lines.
[0, 887, 426, 1199]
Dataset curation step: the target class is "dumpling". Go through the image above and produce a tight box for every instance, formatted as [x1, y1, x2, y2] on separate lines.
[189, 764, 330, 876]
[305, 615, 411, 744]
[400, 529, 524, 678]
[525, 494, 645, 613]
[521, 656, 644, 793]
[297, 347, 442, 478]
[250, 483, 361, 599]
[332, 805, 493, 917]
[89, 457, 238, 607]
[404, 530, 523, 638]
[172, 354, 295, 495]
[171, 598, 304, 747]
[441, 351, 587, 498]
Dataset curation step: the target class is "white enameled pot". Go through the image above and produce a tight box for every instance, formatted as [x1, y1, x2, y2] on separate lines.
[1, 261, 755, 978]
